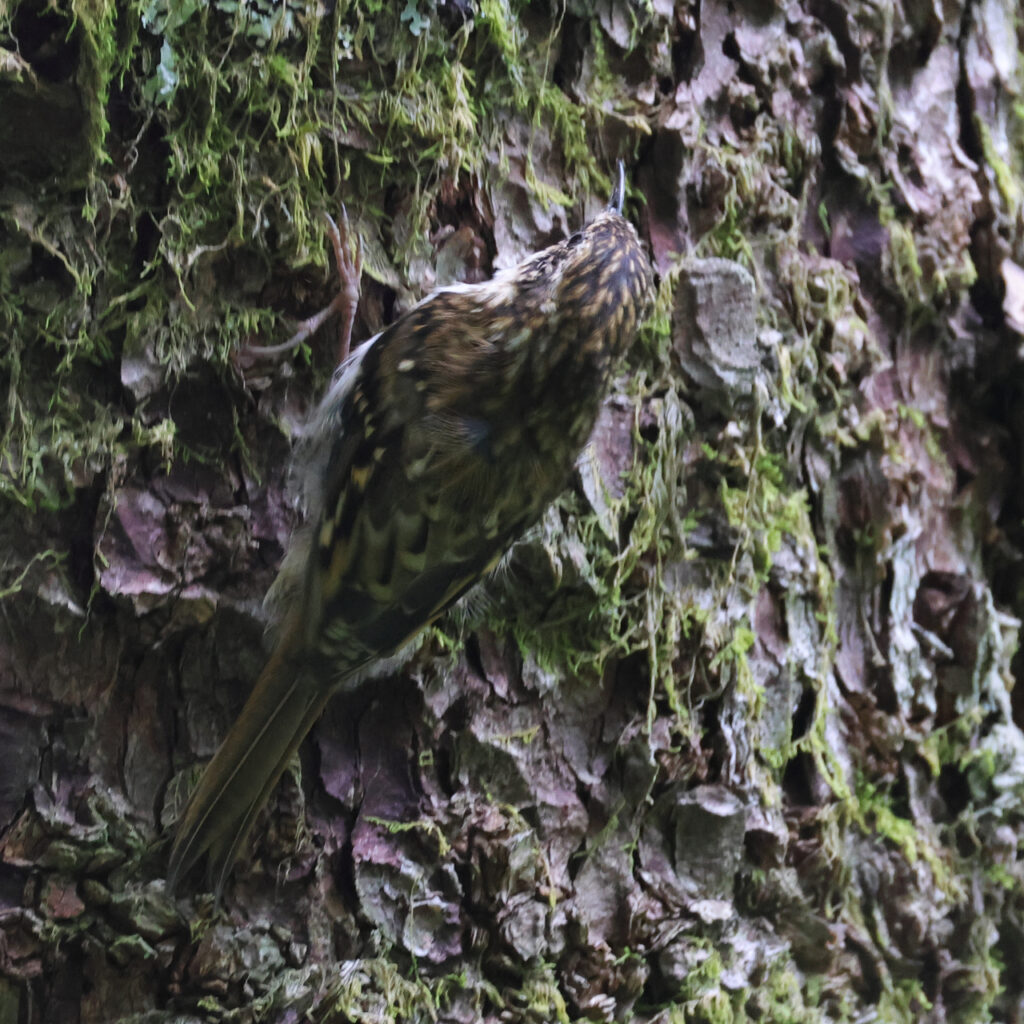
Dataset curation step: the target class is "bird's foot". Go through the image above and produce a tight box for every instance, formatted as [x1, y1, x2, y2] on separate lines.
[241, 208, 363, 367]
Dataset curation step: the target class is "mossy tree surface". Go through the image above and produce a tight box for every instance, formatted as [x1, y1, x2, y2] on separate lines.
[1, 1, 1023, 1021]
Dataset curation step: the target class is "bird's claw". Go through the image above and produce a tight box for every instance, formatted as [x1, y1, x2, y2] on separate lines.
[240, 206, 363, 367]
[323, 207, 363, 363]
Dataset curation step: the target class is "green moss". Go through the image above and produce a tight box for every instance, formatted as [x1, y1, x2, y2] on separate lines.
[651, 945, 837, 1023]
[751, 965, 825, 1023]
[3, 0, 656, 515]
[974, 115, 1022, 223]
[323, 956, 454, 1020]
[882, 216, 977, 323]
[363, 815, 451, 857]
[851, 776, 961, 900]
[515, 967, 571, 1023]
[694, 117, 811, 268]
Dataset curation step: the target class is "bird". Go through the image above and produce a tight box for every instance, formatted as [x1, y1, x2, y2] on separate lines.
[166, 163, 655, 896]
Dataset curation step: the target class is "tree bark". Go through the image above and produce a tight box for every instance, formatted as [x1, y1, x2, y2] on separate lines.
[1, 1, 1023, 1022]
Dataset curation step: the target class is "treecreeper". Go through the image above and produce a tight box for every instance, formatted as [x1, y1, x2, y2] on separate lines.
[167, 164, 655, 896]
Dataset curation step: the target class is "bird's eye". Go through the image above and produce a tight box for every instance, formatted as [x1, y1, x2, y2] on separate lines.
[567, 231, 583, 247]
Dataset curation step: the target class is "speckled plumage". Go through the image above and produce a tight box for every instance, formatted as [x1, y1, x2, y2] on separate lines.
[167, 182, 654, 895]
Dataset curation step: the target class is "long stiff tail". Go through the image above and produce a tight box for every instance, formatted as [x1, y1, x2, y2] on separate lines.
[166, 632, 332, 897]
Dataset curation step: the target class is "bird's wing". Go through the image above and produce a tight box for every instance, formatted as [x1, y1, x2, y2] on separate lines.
[304, 285, 545, 669]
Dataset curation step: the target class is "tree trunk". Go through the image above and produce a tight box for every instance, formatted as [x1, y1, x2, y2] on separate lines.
[1, 1, 1022, 1022]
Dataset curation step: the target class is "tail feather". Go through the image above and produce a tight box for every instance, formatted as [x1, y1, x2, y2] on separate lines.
[202, 693, 332, 897]
[167, 635, 332, 895]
